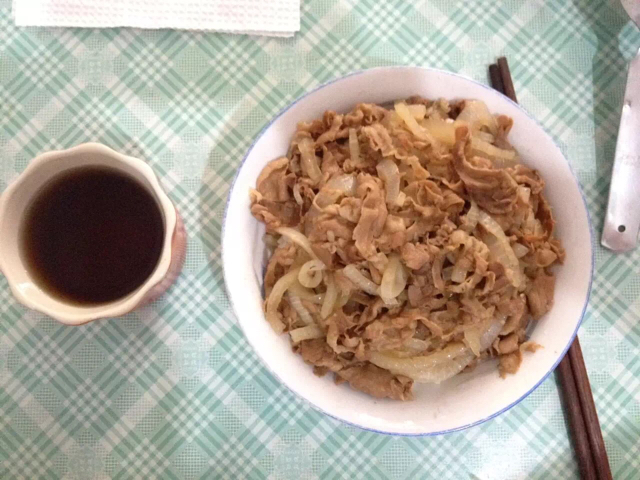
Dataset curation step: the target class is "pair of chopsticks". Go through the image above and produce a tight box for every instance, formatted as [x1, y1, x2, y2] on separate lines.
[488, 58, 612, 480]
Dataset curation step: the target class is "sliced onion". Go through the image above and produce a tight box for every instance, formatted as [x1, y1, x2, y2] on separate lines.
[463, 314, 505, 357]
[478, 211, 525, 290]
[298, 137, 322, 182]
[442, 266, 453, 282]
[376, 159, 400, 206]
[343, 264, 379, 296]
[407, 103, 427, 119]
[266, 268, 301, 334]
[370, 315, 504, 383]
[451, 264, 468, 283]
[462, 201, 480, 232]
[523, 211, 536, 234]
[380, 255, 408, 303]
[348, 128, 360, 164]
[292, 183, 303, 205]
[326, 174, 357, 196]
[381, 297, 399, 307]
[403, 338, 432, 352]
[533, 219, 544, 236]
[512, 242, 529, 259]
[517, 185, 531, 204]
[370, 343, 471, 383]
[321, 273, 338, 319]
[372, 342, 467, 368]
[287, 292, 315, 326]
[470, 137, 517, 167]
[474, 130, 495, 143]
[298, 260, 325, 288]
[335, 291, 350, 309]
[384, 338, 433, 358]
[422, 117, 457, 146]
[314, 174, 357, 209]
[314, 189, 342, 209]
[470, 137, 516, 159]
[290, 325, 324, 344]
[463, 331, 482, 357]
[275, 227, 319, 261]
[432, 254, 445, 291]
[394, 102, 437, 145]
[289, 281, 324, 304]
[464, 318, 489, 356]
[457, 100, 498, 134]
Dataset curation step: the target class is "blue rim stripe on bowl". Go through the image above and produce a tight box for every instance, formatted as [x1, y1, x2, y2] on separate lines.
[221, 66, 595, 436]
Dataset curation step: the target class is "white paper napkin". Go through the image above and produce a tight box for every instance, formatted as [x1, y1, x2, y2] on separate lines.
[13, 0, 300, 37]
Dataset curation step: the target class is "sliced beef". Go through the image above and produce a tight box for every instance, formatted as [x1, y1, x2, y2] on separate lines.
[336, 364, 413, 400]
[526, 272, 556, 320]
[353, 174, 387, 259]
[453, 127, 519, 214]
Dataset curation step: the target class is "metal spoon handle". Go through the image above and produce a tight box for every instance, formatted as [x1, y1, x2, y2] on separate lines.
[602, 50, 640, 252]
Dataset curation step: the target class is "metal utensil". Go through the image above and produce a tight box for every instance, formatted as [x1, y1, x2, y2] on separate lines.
[602, 1, 640, 252]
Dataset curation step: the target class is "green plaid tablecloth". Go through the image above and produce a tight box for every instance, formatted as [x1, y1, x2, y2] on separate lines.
[1, 0, 639, 478]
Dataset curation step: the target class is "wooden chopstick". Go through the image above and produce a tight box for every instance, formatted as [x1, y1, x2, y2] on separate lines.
[488, 64, 504, 99]
[488, 56, 612, 480]
[556, 351, 597, 480]
[496, 57, 518, 104]
[568, 339, 613, 480]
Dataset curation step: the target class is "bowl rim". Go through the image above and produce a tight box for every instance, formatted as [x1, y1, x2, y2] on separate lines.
[222, 66, 595, 436]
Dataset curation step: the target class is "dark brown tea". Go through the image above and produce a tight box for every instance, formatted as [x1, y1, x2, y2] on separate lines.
[20, 166, 165, 305]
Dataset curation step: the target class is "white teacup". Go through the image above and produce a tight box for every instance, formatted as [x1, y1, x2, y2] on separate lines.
[0, 143, 186, 325]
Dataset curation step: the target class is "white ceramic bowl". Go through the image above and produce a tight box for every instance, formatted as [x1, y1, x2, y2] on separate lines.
[222, 67, 593, 435]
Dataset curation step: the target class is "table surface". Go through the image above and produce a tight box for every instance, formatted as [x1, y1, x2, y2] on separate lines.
[1, 0, 639, 478]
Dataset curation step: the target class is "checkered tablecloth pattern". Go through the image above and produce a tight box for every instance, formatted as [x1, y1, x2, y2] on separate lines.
[1, 0, 639, 478]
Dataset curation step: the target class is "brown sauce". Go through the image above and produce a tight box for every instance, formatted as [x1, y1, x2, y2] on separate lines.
[20, 166, 164, 305]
